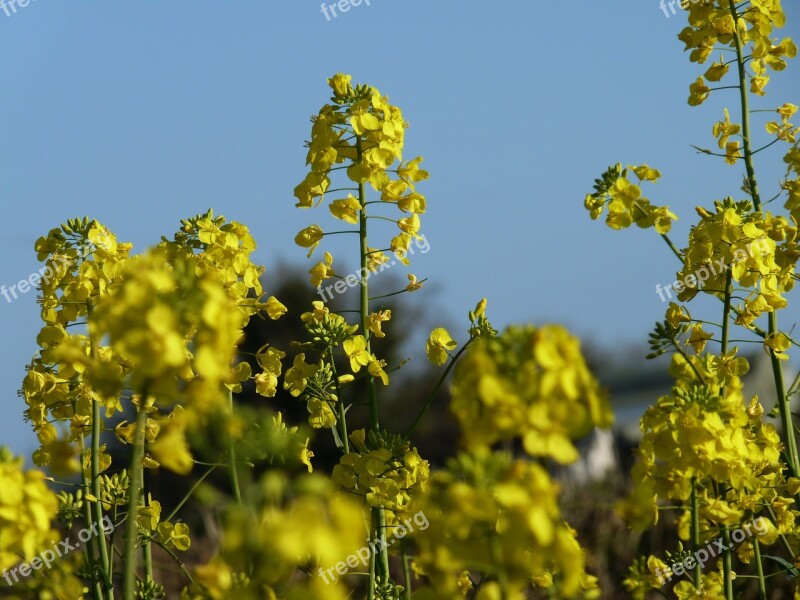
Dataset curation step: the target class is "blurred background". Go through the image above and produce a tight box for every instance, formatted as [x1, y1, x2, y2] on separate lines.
[1, 3, 799, 596]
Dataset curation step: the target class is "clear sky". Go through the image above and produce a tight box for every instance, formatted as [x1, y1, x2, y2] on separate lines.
[1, 1, 799, 458]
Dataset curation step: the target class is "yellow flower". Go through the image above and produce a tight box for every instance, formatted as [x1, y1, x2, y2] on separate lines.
[406, 273, 424, 292]
[450, 325, 611, 461]
[397, 157, 429, 183]
[328, 73, 354, 98]
[265, 296, 287, 320]
[34, 438, 81, 477]
[707, 348, 750, 386]
[366, 247, 389, 272]
[456, 570, 474, 595]
[150, 406, 194, 475]
[713, 108, 741, 149]
[665, 302, 691, 329]
[398, 214, 421, 235]
[414, 450, 587, 598]
[725, 140, 742, 164]
[398, 192, 427, 214]
[750, 74, 769, 96]
[687, 323, 713, 353]
[138, 496, 161, 531]
[343, 335, 372, 372]
[688, 76, 710, 106]
[294, 225, 324, 257]
[283, 353, 319, 397]
[366, 310, 391, 338]
[584, 165, 676, 233]
[294, 172, 330, 208]
[704, 56, 729, 82]
[301, 300, 330, 323]
[368, 359, 390, 385]
[777, 103, 798, 123]
[632, 164, 661, 181]
[308, 398, 337, 429]
[764, 331, 791, 360]
[426, 328, 457, 366]
[584, 194, 605, 220]
[255, 371, 278, 397]
[299, 438, 314, 473]
[157, 521, 191, 552]
[0, 448, 59, 570]
[309, 251, 336, 288]
[329, 195, 361, 224]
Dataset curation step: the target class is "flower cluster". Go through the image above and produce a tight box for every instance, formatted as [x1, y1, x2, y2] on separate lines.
[782, 108, 800, 225]
[332, 429, 429, 515]
[585, 3, 800, 596]
[620, 375, 792, 525]
[22, 219, 132, 474]
[449, 324, 613, 463]
[89, 248, 243, 418]
[0, 448, 60, 572]
[293, 73, 429, 289]
[675, 200, 798, 327]
[678, 0, 795, 105]
[412, 449, 600, 599]
[584, 163, 677, 234]
[182, 474, 366, 600]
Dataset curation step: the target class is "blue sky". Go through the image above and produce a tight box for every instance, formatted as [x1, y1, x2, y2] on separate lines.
[1, 1, 798, 457]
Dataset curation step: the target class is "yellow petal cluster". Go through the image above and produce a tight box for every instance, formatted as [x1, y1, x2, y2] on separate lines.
[413, 449, 597, 598]
[449, 325, 612, 463]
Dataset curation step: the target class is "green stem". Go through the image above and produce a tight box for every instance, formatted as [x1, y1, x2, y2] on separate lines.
[765, 503, 796, 556]
[753, 537, 767, 600]
[227, 390, 242, 504]
[721, 520, 734, 600]
[728, 0, 761, 207]
[148, 536, 195, 584]
[770, 312, 800, 476]
[356, 136, 389, 587]
[165, 464, 217, 523]
[368, 544, 376, 600]
[91, 396, 114, 595]
[86, 295, 113, 597]
[122, 405, 148, 600]
[79, 435, 105, 600]
[404, 339, 475, 440]
[139, 453, 153, 587]
[728, 0, 800, 477]
[720, 272, 734, 600]
[328, 347, 350, 454]
[660, 234, 684, 261]
[370, 283, 427, 301]
[721, 270, 733, 351]
[673, 339, 706, 383]
[691, 478, 702, 589]
[143, 537, 153, 586]
[401, 539, 412, 600]
[490, 534, 509, 600]
[377, 509, 390, 582]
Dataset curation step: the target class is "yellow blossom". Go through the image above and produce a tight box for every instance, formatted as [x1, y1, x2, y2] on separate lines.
[426, 328, 457, 366]
[366, 310, 391, 338]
